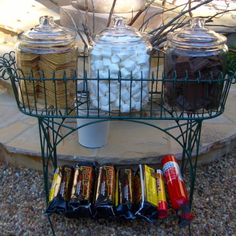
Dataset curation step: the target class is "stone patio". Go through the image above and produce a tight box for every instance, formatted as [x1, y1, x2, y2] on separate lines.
[0, 77, 236, 170]
[0, 0, 236, 170]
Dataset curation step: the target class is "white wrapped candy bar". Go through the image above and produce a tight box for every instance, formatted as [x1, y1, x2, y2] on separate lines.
[89, 17, 151, 112]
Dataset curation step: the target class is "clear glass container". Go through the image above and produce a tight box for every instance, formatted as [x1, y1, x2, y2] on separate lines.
[164, 18, 228, 112]
[16, 16, 78, 109]
[89, 17, 151, 112]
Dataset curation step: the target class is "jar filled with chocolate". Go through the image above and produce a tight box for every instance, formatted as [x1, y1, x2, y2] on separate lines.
[16, 16, 78, 109]
[164, 18, 228, 112]
[89, 17, 151, 113]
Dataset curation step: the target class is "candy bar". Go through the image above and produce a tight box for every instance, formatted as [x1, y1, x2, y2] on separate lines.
[115, 168, 135, 220]
[68, 165, 94, 217]
[134, 165, 158, 222]
[94, 166, 116, 218]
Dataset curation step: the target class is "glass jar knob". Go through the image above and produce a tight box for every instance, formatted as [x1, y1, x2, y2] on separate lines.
[190, 18, 205, 29]
[113, 17, 126, 28]
[38, 15, 54, 30]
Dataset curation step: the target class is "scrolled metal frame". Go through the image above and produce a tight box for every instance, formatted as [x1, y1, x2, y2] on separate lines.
[0, 51, 234, 235]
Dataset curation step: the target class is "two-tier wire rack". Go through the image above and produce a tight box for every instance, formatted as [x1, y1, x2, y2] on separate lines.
[0, 51, 234, 235]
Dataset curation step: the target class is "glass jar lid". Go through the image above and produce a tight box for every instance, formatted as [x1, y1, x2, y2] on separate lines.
[167, 18, 227, 50]
[94, 17, 147, 45]
[18, 16, 76, 48]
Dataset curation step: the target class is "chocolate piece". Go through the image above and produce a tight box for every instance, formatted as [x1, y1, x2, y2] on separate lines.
[164, 53, 225, 112]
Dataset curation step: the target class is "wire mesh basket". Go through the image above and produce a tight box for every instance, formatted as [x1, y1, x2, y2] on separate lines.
[0, 51, 234, 121]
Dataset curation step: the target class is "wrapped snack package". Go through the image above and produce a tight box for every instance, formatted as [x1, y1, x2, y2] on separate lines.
[134, 165, 158, 222]
[94, 166, 116, 218]
[155, 169, 168, 219]
[46, 166, 74, 215]
[115, 168, 135, 220]
[67, 165, 95, 217]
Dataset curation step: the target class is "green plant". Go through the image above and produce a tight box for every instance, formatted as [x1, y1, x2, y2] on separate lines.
[225, 48, 236, 76]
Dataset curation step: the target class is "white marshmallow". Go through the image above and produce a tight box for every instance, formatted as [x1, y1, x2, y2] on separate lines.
[101, 105, 110, 111]
[136, 45, 147, 52]
[120, 67, 130, 79]
[121, 103, 130, 113]
[110, 73, 119, 78]
[92, 60, 103, 70]
[110, 85, 117, 95]
[121, 81, 131, 88]
[91, 49, 101, 56]
[110, 92, 117, 102]
[133, 100, 141, 110]
[91, 99, 98, 108]
[111, 55, 120, 64]
[115, 98, 120, 108]
[90, 41, 150, 112]
[142, 90, 149, 99]
[108, 63, 119, 73]
[117, 52, 129, 60]
[99, 82, 109, 95]
[102, 48, 112, 57]
[142, 81, 149, 90]
[110, 82, 118, 92]
[89, 81, 98, 93]
[132, 92, 140, 102]
[98, 70, 109, 79]
[141, 69, 149, 78]
[121, 88, 131, 102]
[103, 58, 111, 67]
[121, 58, 136, 71]
[132, 82, 141, 95]
[100, 95, 109, 106]
[137, 54, 149, 65]
[132, 67, 141, 79]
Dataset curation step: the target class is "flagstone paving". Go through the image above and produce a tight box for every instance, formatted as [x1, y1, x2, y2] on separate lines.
[0, 79, 236, 169]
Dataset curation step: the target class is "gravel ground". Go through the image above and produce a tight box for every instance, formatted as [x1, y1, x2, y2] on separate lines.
[0, 149, 235, 236]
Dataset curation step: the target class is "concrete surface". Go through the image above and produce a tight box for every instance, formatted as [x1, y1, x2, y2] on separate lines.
[0, 79, 236, 169]
[0, 1, 236, 170]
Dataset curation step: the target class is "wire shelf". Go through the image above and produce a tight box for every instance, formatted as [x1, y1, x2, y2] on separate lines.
[0, 51, 234, 121]
[1, 50, 234, 235]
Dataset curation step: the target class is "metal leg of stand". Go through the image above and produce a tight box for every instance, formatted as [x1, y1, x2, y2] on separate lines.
[189, 224, 192, 236]
[48, 215, 56, 236]
[38, 118, 58, 202]
[180, 120, 202, 207]
[38, 118, 58, 235]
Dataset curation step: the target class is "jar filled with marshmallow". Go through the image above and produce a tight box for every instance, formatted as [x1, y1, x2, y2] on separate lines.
[89, 17, 151, 113]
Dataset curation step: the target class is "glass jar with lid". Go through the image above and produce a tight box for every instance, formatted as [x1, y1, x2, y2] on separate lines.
[16, 15, 78, 109]
[89, 17, 151, 113]
[164, 18, 228, 112]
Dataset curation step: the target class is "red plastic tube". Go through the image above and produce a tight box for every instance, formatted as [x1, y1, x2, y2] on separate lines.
[162, 154, 193, 223]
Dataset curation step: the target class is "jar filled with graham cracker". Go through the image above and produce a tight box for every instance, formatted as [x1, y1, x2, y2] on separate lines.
[16, 15, 78, 110]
